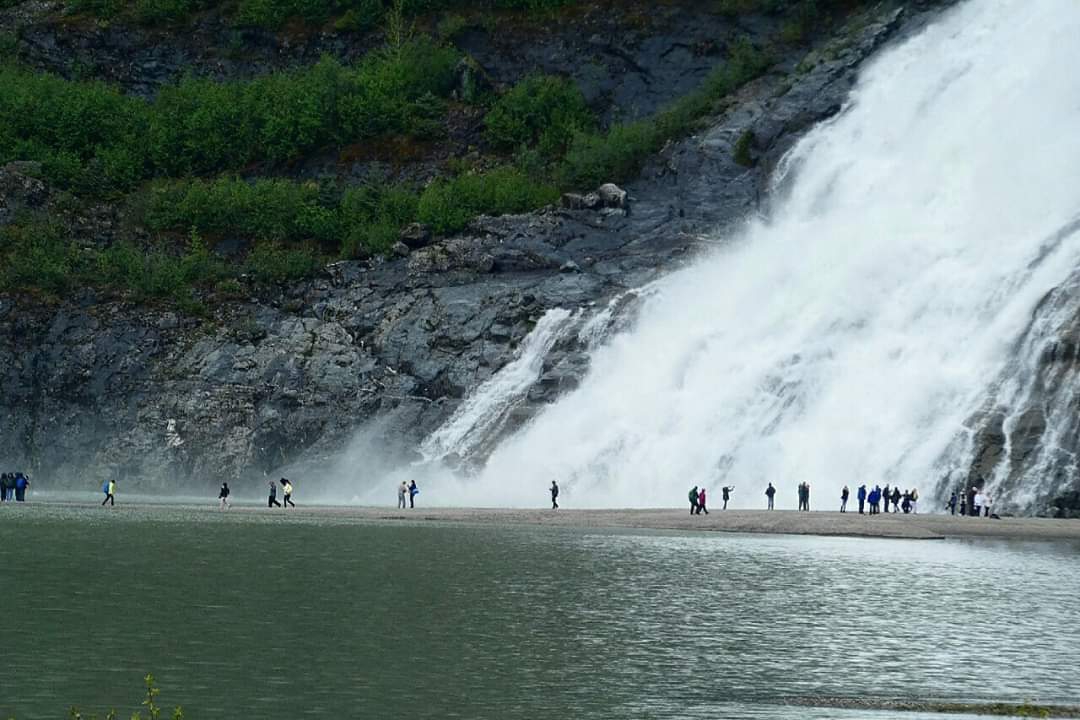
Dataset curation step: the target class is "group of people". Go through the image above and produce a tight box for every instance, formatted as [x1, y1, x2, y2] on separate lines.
[839, 484, 920, 514]
[397, 480, 419, 509]
[263, 479, 295, 508]
[687, 485, 734, 514]
[0, 473, 30, 502]
[946, 486, 996, 517]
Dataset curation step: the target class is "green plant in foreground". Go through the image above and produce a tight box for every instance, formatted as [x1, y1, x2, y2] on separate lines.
[65, 673, 183, 720]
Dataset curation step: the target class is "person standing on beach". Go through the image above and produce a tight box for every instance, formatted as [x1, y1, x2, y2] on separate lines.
[101, 479, 116, 507]
[550, 480, 559, 509]
[688, 486, 699, 515]
[765, 483, 775, 510]
[720, 486, 733, 510]
[698, 488, 709, 515]
[268, 480, 281, 508]
[857, 484, 867, 514]
[219, 482, 231, 510]
[282, 478, 295, 508]
[408, 480, 418, 508]
[947, 491, 958, 515]
[840, 485, 849, 512]
[398, 481, 408, 509]
[968, 486, 978, 516]
[983, 493, 992, 517]
[882, 485, 891, 514]
[910, 488, 919, 514]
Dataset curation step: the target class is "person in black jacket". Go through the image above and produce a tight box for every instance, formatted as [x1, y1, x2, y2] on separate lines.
[219, 482, 231, 510]
[550, 480, 559, 509]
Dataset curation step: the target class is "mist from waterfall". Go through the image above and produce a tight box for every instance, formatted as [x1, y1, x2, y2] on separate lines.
[404, 0, 1080, 510]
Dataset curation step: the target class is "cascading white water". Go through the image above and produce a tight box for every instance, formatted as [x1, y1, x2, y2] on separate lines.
[420, 308, 575, 460]
[421, 0, 1080, 509]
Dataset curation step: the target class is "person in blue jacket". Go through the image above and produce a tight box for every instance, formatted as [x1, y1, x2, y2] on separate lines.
[14, 473, 29, 502]
[408, 480, 419, 508]
[857, 484, 867, 514]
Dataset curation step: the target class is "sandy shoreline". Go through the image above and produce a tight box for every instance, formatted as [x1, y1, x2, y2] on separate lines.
[10, 499, 1080, 540]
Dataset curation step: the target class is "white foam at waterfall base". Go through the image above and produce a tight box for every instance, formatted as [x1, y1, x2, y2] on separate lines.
[433, 0, 1080, 509]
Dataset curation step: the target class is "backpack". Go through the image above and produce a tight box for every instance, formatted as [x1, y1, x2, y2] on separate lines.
[102, 480, 110, 494]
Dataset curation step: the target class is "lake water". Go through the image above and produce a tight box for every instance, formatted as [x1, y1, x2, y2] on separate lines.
[2, 502, 1079, 719]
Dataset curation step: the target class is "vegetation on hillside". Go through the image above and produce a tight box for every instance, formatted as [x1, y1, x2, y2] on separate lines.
[0, 0, 872, 306]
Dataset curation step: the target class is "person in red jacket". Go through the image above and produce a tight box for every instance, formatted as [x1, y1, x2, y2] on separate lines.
[697, 488, 708, 515]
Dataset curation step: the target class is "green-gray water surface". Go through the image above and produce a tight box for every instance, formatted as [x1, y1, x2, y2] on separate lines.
[2, 502, 1080, 719]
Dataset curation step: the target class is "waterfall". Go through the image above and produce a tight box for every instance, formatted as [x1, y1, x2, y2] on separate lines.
[421, 0, 1080, 509]
[420, 308, 576, 462]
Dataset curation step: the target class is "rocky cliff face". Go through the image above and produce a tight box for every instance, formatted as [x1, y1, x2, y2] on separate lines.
[945, 264, 1080, 517]
[0, 2, 953, 493]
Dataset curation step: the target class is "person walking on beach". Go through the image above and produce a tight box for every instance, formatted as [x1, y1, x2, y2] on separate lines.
[282, 478, 295, 508]
[947, 491, 958, 515]
[551, 480, 559, 509]
[219, 482, 231, 510]
[721, 486, 733, 510]
[689, 486, 699, 515]
[1, 473, 14, 501]
[408, 480, 418, 508]
[14, 473, 29, 502]
[101, 479, 116, 507]
[268, 480, 281, 508]
[840, 485, 849, 513]
[698, 488, 709, 515]
[765, 483, 775, 510]
[398, 481, 408, 509]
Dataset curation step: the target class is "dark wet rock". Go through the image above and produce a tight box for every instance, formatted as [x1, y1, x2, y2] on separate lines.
[596, 183, 627, 209]
[399, 222, 432, 250]
[0, 162, 48, 226]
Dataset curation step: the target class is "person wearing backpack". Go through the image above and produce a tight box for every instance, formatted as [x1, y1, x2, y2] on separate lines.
[101, 479, 116, 507]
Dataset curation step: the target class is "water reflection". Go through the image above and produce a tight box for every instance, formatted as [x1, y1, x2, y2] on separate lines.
[1, 507, 1078, 719]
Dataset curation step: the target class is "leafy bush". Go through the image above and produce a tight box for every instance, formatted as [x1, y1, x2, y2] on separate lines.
[417, 166, 558, 234]
[733, 129, 755, 167]
[340, 184, 419, 257]
[557, 37, 771, 189]
[485, 74, 593, 158]
[244, 242, 322, 284]
[0, 40, 459, 190]
[0, 221, 78, 293]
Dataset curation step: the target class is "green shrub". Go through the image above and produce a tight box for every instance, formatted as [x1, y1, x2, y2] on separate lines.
[133, 0, 205, 23]
[418, 166, 558, 234]
[145, 177, 341, 246]
[0, 66, 149, 192]
[334, 0, 383, 31]
[485, 74, 593, 158]
[556, 37, 771, 189]
[733, 129, 755, 167]
[340, 184, 419, 256]
[1, 39, 459, 189]
[245, 242, 322, 284]
[0, 221, 78, 293]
